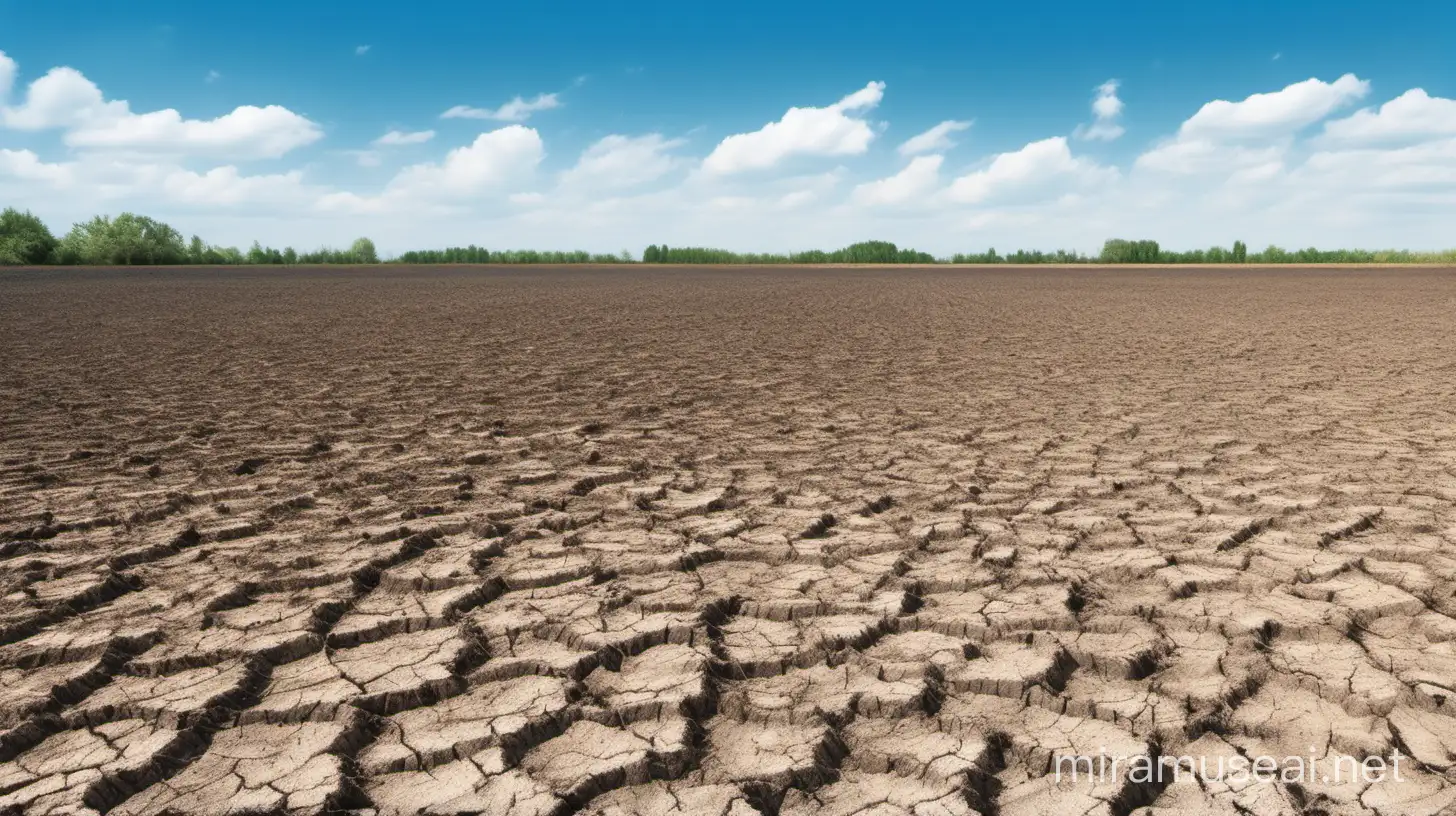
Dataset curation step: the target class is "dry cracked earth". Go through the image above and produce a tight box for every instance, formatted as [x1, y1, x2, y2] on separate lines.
[1, 264, 1455, 815]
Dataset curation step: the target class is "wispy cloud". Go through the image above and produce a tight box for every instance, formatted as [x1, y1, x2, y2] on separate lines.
[355, 44, 371, 56]
[345, 149, 382, 167]
[441, 93, 561, 122]
[898, 120, 971, 156]
[205, 70, 221, 84]
[372, 129, 435, 146]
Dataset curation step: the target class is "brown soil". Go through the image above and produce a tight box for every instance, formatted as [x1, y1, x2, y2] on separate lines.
[1, 265, 1454, 815]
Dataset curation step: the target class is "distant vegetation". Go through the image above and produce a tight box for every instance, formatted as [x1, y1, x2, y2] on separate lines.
[641, 241, 937, 264]
[395, 247, 633, 264]
[3, 208, 1455, 266]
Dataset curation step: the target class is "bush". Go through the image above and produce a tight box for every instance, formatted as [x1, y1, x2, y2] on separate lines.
[1099, 239, 1162, 264]
[58, 213, 186, 265]
[0, 208, 59, 265]
[350, 237, 379, 264]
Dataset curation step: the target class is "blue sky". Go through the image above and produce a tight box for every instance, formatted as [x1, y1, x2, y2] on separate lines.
[2, 0, 1455, 254]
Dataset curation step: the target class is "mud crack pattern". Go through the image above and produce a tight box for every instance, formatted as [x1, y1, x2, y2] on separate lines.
[1, 265, 1455, 815]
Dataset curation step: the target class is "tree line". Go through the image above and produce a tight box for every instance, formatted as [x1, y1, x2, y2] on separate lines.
[0, 208, 382, 266]
[2, 208, 1454, 266]
[641, 241, 938, 264]
[1090, 239, 1456, 265]
[395, 247, 633, 264]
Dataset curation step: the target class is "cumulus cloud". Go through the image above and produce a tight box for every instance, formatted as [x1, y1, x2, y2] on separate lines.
[1134, 138, 1286, 177]
[0, 57, 321, 159]
[1300, 138, 1456, 190]
[0, 147, 316, 210]
[898, 121, 971, 156]
[0, 148, 74, 184]
[65, 105, 323, 158]
[1178, 74, 1369, 140]
[1075, 80, 1125, 141]
[0, 51, 13, 102]
[948, 137, 1115, 204]
[1, 66, 125, 130]
[316, 127, 544, 215]
[1319, 89, 1456, 145]
[852, 154, 943, 206]
[559, 134, 685, 190]
[701, 81, 885, 175]
[388, 125, 543, 197]
[372, 129, 435, 146]
[161, 166, 310, 206]
[441, 93, 560, 122]
[1131, 75, 1373, 183]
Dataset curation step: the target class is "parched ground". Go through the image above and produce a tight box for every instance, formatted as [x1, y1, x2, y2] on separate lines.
[1, 264, 1455, 815]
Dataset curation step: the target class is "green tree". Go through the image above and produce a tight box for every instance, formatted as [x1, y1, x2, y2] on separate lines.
[0, 208, 59, 265]
[1257, 244, 1291, 263]
[1099, 238, 1161, 264]
[349, 237, 379, 264]
[1232, 240, 1247, 263]
[58, 213, 186, 265]
[217, 245, 245, 264]
[247, 241, 268, 265]
[282, 247, 298, 264]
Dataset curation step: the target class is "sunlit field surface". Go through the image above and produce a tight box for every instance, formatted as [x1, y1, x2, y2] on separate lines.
[1, 265, 1454, 815]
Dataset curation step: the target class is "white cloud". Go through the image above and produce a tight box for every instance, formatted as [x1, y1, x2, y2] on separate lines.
[0, 51, 14, 102]
[559, 133, 685, 189]
[1, 67, 125, 130]
[948, 137, 1115, 204]
[1135, 138, 1286, 176]
[1178, 74, 1369, 140]
[1092, 81, 1123, 120]
[373, 129, 435, 146]
[388, 125, 543, 197]
[0, 57, 321, 159]
[441, 93, 560, 122]
[1300, 138, 1456, 190]
[1075, 80, 1125, 141]
[852, 154, 943, 206]
[205, 70, 221, 84]
[1131, 75, 1374, 183]
[1319, 89, 1456, 145]
[161, 166, 310, 206]
[0, 148, 75, 184]
[313, 191, 389, 215]
[0, 147, 315, 211]
[65, 105, 322, 158]
[701, 81, 884, 175]
[314, 128, 544, 216]
[355, 45, 371, 56]
[898, 120, 971, 156]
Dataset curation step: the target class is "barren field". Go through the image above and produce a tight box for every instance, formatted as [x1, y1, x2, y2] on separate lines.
[2, 265, 1456, 816]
